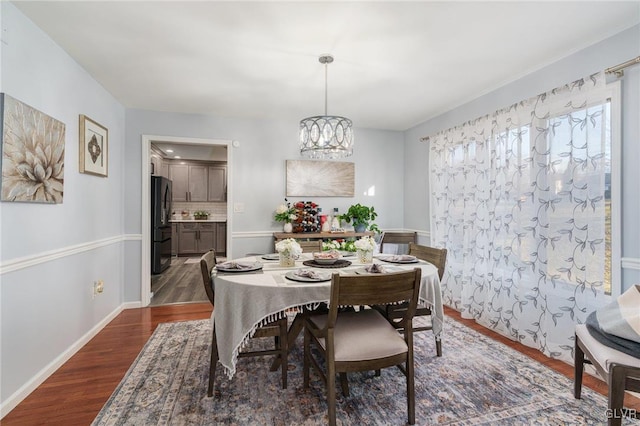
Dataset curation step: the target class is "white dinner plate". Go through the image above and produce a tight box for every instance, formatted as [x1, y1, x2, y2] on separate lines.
[216, 261, 263, 273]
[285, 270, 331, 283]
[261, 253, 280, 261]
[377, 255, 419, 264]
[338, 251, 356, 258]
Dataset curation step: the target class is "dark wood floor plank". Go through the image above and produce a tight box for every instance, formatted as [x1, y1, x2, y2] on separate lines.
[1, 303, 212, 425]
[2, 303, 637, 424]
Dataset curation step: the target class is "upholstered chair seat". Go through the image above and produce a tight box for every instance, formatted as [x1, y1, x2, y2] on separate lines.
[575, 324, 640, 371]
[307, 309, 409, 362]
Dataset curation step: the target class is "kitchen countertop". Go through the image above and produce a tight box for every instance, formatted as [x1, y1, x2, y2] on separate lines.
[170, 218, 227, 223]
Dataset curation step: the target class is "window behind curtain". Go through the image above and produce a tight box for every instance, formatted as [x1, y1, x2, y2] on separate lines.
[428, 73, 620, 361]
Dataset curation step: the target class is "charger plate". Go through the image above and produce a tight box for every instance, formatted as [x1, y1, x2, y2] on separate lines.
[302, 259, 352, 268]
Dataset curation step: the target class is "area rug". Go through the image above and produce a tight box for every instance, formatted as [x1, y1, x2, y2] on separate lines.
[183, 258, 201, 264]
[92, 316, 639, 425]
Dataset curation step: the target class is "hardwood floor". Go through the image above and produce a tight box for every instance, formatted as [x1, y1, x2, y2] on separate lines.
[1, 303, 212, 425]
[2, 304, 638, 424]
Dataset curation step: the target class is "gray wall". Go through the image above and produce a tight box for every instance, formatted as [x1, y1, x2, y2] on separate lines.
[124, 109, 405, 301]
[404, 24, 640, 292]
[0, 3, 126, 412]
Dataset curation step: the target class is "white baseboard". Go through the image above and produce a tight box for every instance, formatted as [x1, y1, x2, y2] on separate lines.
[122, 301, 143, 309]
[0, 303, 125, 419]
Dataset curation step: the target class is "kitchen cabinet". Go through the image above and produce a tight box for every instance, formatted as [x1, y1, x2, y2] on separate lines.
[189, 165, 208, 201]
[169, 164, 189, 202]
[160, 161, 169, 179]
[150, 155, 162, 176]
[198, 223, 216, 252]
[207, 165, 227, 201]
[177, 222, 217, 255]
[169, 164, 208, 202]
[215, 223, 227, 256]
[171, 223, 178, 256]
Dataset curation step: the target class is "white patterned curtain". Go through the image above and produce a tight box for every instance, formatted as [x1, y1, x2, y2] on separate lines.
[428, 72, 612, 361]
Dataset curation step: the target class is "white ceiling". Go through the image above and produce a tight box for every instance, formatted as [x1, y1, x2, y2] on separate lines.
[13, 1, 640, 131]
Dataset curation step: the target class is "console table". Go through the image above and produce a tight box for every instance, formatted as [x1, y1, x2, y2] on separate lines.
[273, 231, 373, 242]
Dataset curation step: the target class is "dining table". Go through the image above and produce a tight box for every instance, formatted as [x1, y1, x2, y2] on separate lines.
[211, 252, 443, 379]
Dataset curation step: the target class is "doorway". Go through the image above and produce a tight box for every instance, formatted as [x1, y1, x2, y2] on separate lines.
[140, 135, 233, 307]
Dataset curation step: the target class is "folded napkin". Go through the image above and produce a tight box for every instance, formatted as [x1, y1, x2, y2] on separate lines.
[387, 255, 417, 262]
[364, 263, 387, 273]
[218, 261, 254, 270]
[295, 269, 322, 279]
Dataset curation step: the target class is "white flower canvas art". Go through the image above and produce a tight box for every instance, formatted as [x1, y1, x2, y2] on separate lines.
[0, 93, 65, 204]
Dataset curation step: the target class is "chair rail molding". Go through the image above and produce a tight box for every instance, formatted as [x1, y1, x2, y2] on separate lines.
[622, 257, 640, 270]
[232, 231, 275, 239]
[234, 229, 430, 240]
[0, 234, 141, 275]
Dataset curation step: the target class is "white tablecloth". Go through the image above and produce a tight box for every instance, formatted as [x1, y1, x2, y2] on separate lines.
[212, 253, 443, 378]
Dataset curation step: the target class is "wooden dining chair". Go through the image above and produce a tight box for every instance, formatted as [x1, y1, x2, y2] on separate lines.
[199, 250, 288, 397]
[303, 269, 422, 426]
[298, 240, 322, 253]
[378, 242, 447, 357]
[379, 231, 417, 254]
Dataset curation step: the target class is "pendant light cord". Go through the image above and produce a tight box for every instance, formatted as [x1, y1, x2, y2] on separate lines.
[324, 61, 328, 116]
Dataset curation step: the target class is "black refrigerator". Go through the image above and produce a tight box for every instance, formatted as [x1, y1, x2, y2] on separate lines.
[151, 176, 172, 274]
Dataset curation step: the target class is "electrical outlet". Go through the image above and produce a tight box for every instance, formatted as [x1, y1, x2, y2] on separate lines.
[93, 280, 104, 298]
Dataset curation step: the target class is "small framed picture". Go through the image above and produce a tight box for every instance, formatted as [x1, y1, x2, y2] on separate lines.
[79, 114, 108, 177]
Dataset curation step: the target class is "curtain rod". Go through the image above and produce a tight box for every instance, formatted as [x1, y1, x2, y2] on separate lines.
[420, 57, 640, 143]
[605, 56, 640, 77]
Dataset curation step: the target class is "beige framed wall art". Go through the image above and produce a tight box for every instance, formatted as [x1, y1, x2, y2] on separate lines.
[79, 114, 108, 177]
[0, 93, 65, 204]
[286, 160, 355, 197]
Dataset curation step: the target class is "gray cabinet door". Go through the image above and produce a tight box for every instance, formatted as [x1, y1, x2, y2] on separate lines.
[178, 223, 198, 254]
[171, 223, 178, 256]
[160, 161, 170, 179]
[197, 223, 215, 252]
[207, 166, 226, 201]
[177, 222, 220, 255]
[169, 164, 189, 202]
[215, 223, 227, 256]
[188, 165, 208, 202]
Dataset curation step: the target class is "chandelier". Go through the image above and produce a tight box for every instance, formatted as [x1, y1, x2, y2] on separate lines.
[299, 55, 354, 159]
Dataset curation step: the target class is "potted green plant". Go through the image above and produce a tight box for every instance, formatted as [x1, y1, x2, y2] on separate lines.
[193, 210, 209, 220]
[339, 203, 380, 233]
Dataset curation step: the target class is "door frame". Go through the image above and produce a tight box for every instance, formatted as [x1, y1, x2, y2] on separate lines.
[140, 135, 233, 306]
